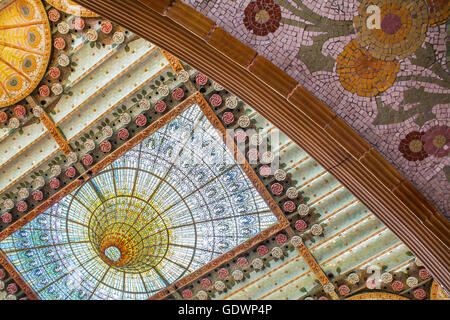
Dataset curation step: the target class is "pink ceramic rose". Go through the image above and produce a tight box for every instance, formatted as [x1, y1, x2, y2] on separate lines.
[39, 85, 50, 97]
[100, 140, 112, 153]
[101, 21, 113, 34]
[295, 219, 307, 231]
[338, 285, 351, 296]
[48, 8, 60, 22]
[418, 269, 431, 280]
[209, 94, 223, 107]
[82, 154, 93, 166]
[16, 201, 27, 212]
[0, 111, 7, 123]
[413, 288, 426, 300]
[49, 178, 60, 189]
[391, 280, 403, 292]
[172, 87, 185, 101]
[259, 165, 271, 177]
[49, 67, 61, 79]
[65, 167, 76, 178]
[236, 257, 249, 268]
[72, 17, 85, 31]
[283, 201, 296, 213]
[247, 149, 259, 162]
[257, 245, 269, 256]
[200, 278, 211, 289]
[235, 130, 247, 143]
[6, 283, 17, 294]
[181, 289, 193, 299]
[32, 190, 43, 201]
[195, 73, 208, 86]
[53, 37, 66, 50]
[218, 268, 229, 279]
[275, 234, 287, 245]
[270, 183, 283, 195]
[154, 100, 167, 113]
[14, 105, 26, 117]
[1, 212, 12, 224]
[135, 114, 147, 127]
[118, 128, 129, 140]
[222, 112, 234, 125]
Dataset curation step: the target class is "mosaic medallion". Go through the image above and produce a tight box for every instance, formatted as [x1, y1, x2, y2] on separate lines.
[0, 0, 51, 108]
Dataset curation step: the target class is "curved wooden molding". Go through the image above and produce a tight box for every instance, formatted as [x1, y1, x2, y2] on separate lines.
[73, 0, 450, 294]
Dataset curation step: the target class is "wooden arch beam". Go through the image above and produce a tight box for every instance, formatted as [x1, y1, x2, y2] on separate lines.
[73, 0, 450, 293]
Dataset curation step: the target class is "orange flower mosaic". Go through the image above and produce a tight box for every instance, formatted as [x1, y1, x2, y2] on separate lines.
[336, 40, 400, 97]
[354, 0, 428, 61]
[426, 0, 450, 26]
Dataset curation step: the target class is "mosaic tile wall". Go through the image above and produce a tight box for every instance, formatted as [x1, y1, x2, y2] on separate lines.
[182, 0, 450, 217]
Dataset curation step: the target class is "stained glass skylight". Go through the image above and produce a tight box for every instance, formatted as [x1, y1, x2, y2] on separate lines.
[0, 103, 278, 300]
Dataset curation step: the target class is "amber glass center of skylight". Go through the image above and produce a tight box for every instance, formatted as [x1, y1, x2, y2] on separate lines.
[88, 195, 170, 272]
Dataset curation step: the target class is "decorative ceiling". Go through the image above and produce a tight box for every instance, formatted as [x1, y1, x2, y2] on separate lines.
[0, 0, 448, 301]
[181, 0, 450, 218]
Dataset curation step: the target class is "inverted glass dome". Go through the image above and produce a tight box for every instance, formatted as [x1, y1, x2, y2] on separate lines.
[0, 104, 277, 299]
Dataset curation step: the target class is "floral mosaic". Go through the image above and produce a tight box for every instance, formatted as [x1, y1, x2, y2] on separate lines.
[181, 0, 450, 217]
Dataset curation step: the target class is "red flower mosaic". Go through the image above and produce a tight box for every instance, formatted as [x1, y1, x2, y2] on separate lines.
[218, 268, 229, 279]
[65, 167, 76, 178]
[0, 111, 7, 123]
[135, 114, 147, 127]
[422, 125, 449, 158]
[196, 73, 208, 86]
[100, 140, 112, 153]
[154, 101, 167, 113]
[259, 165, 271, 177]
[295, 219, 307, 231]
[398, 131, 429, 161]
[283, 201, 296, 213]
[418, 269, 431, 280]
[32, 190, 43, 201]
[49, 67, 61, 79]
[275, 234, 287, 245]
[6, 283, 17, 294]
[257, 245, 269, 256]
[16, 201, 27, 212]
[172, 87, 184, 101]
[14, 105, 26, 117]
[270, 183, 283, 195]
[222, 112, 234, 125]
[101, 21, 113, 34]
[210, 94, 223, 107]
[0, 269, 5, 279]
[391, 280, 404, 292]
[182, 289, 193, 299]
[244, 0, 282, 36]
[82, 154, 93, 166]
[1, 212, 12, 224]
[247, 149, 259, 162]
[72, 17, 85, 31]
[48, 8, 60, 22]
[235, 129, 247, 143]
[39, 85, 50, 97]
[338, 285, 351, 296]
[200, 278, 212, 289]
[236, 257, 249, 268]
[49, 178, 60, 189]
[413, 288, 427, 300]
[118, 128, 129, 140]
[53, 37, 66, 50]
